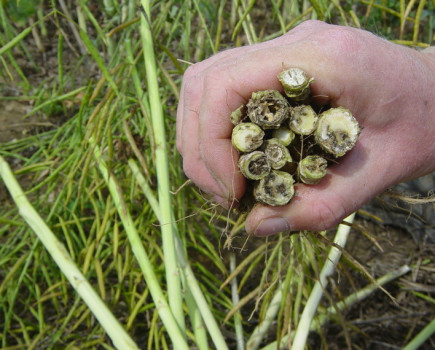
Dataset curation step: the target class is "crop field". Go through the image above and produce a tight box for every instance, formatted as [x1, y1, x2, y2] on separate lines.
[0, 1, 434, 349]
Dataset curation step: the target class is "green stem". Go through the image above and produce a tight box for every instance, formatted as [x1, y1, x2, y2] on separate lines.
[91, 143, 189, 350]
[230, 254, 245, 350]
[139, 0, 185, 333]
[0, 156, 139, 350]
[403, 318, 435, 350]
[246, 283, 282, 350]
[184, 284, 209, 350]
[291, 213, 355, 350]
[0, 26, 32, 55]
[129, 159, 229, 350]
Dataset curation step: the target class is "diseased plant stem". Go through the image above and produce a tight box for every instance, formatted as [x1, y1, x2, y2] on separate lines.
[315, 107, 360, 157]
[232, 122, 265, 152]
[254, 170, 295, 206]
[297, 155, 327, 185]
[231, 68, 360, 207]
[289, 104, 318, 135]
[247, 90, 290, 129]
[277, 67, 313, 101]
[239, 151, 270, 180]
[263, 138, 292, 169]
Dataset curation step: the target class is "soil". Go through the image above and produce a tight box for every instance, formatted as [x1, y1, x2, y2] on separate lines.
[318, 218, 435, 350]
[222, 212, 435, 349]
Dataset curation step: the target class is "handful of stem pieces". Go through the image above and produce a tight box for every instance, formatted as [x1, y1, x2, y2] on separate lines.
[231, 68, 360, 208]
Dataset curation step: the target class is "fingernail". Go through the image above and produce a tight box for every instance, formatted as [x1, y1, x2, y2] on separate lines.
[253, 217, 290, 236]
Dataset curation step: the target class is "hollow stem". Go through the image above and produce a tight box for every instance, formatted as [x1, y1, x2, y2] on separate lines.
[263, 138, 292, 169]
[297, 155, 327, 185]
[239, 151, 271, 180]
[247, 90, 290, 129]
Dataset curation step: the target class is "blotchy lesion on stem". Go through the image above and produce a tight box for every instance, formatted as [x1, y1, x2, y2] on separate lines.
[230, 68, 361, 208]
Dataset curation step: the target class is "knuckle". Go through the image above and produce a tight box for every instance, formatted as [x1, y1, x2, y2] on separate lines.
[297, 19, 324, 30]
[182, 69, 205, 103]
[320, 27, 362, 58]
[183, 62, 201, 79]
[203, 65, 231, 87]
[181, 65, 204, 97]
[285, 19, 327, 36]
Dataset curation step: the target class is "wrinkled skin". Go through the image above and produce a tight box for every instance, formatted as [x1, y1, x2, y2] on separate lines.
[176, 20, 435, 236]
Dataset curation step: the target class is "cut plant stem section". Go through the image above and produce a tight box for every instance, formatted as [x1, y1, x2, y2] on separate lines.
[230, 104, 246, 125]
[297, 155, 327, 185]
[247, 90, 290, 129]
[254, 170, 295, 206]
[277, 67, 313, 101]
[263, 138, 292, 169]
[272, 125, 295, 146]
[232, 122, 265, 152]
[289, 104, 318, 135]
[239, 151, 271, 180]
[315, 107, 360, 157]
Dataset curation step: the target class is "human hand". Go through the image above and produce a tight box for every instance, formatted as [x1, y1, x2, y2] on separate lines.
[176, 20, 435, 236]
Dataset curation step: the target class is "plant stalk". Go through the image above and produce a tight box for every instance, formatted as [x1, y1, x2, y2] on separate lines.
[230, 254, 245, 350]
[291, 213, 355, 350]
[0, 156, 139, 350]
[129, 159, 229, 350]
[139, 0, 185, 334]
[260, 263, 410, 350]
[403, 317, 435, 350]
[246, 285, 283, 350]
[92, 143, 189, 350]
